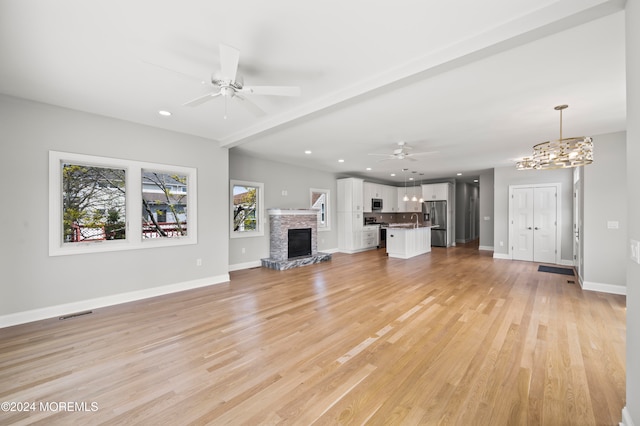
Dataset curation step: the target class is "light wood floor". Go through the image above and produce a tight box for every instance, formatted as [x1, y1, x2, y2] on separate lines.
[0, 243, 626, 425]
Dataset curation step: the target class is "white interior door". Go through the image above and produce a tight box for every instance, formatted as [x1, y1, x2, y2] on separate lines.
[533, 186, 557, 264]
[510, 184, 559, 263]
[512, 188, 534, 261]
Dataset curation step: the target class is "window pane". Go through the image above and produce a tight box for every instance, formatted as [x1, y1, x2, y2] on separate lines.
[62, 164, 126, 243]
[233, 185, 258, 232]
[142, 171, 188, 238]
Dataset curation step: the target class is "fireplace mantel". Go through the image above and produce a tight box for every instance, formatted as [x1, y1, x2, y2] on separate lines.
[268, 208, 319, 216]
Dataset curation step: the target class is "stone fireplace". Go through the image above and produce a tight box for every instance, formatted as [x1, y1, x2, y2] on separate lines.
[261, 208, 331, 270]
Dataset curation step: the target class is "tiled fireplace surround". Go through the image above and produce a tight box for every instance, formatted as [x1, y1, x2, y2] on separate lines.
[261, 209, 332, 270]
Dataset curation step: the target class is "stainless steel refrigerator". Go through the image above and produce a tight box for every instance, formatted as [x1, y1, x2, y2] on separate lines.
[423, 201, 447, 247]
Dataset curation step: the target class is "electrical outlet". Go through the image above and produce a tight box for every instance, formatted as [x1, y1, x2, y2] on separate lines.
[241, 247, 246, 254]
[196, 258, 202, 266]
[500, 241, 504, 247]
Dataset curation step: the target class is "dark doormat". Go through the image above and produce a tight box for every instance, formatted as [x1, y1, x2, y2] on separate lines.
[538, 265, 575, 276]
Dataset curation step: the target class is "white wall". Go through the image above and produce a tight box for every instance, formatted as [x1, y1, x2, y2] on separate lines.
[0, 95, 230, 326]
[479, 169, 495, 250]
[229, 150, 339, 269]
[493, 165, 573, 261]
[625, 1, 640, 424]
[582, 131, 627, 293]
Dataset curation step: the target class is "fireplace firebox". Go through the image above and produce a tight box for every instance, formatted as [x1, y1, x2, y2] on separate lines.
[288, 228, 312, 259]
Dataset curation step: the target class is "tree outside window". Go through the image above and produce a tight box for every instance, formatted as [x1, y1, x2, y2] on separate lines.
[141, 171, 188, 238]
[62, 164, 126, 243]
[231, 180, 263, 238]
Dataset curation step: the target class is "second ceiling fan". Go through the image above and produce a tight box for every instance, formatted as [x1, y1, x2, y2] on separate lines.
[183, 44, 301, 118]
[369, 141, 437, 162]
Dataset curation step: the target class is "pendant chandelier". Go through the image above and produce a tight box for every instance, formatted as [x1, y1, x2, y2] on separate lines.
[516, 105, 593, 170]
[402, 168, 409, 202]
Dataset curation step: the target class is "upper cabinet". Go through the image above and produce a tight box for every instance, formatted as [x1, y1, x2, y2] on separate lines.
[363, 182, 398, 213]
[338, 178, 364, 212]
[422, 183, 450, 201]
[382, 185, 398, 212]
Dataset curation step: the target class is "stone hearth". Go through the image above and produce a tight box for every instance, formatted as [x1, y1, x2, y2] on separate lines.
[261, 208, 331, 271]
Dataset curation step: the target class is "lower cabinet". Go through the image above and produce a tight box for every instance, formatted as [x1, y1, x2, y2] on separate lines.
[362, 227, 379, 249]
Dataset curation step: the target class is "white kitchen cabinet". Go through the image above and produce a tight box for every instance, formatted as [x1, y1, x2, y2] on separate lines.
[338, 178, 367, 253]
[422, 183, 450, 201]
[363, 182, 375, 213]
[386, 226, 432, 259]
[364, 182, 398, 213]
[382, 185, 398, 212]
[362, 225, 380, 249]
[338, 178, 364, 212]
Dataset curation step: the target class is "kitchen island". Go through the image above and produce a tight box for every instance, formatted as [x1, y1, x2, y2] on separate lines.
[384, 225, 432, 259]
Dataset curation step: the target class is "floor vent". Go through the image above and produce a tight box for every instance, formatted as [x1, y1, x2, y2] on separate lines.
[567, 280, 575, 284]
[59, 310, 93, 320]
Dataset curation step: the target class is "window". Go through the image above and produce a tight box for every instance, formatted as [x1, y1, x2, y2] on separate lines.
[49, 151, 197, 256]
[310, 188, 331, 231]
[62, 164, 126, 242]
[141, 170, 189, 239]
[230, 180, 264, 238]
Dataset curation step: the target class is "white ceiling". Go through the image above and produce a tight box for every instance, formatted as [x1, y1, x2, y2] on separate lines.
[0, 0, 627, 184]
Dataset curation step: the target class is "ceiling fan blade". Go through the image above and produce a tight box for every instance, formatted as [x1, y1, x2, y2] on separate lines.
[183, 91, 222, 107]
[243, 85, 301, 96]
[220, 44, 240, 82]
[234, 93, 266, 117]
[368, 153, 393, 157]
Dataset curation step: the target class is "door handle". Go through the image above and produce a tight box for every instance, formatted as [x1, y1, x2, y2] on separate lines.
[534, 227, 540, 230]
[527, 227, 532, 230]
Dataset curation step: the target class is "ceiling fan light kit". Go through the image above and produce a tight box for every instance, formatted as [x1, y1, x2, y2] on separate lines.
[516, 105, 593, 170]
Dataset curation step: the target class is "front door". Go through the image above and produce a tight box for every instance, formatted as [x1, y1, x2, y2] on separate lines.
[510, 185, 558, 263]
[533, 186, 557, 264]
[512, 188, 534, 261]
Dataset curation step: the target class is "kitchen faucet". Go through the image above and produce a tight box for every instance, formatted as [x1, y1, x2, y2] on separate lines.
[410, 213, 419, 228]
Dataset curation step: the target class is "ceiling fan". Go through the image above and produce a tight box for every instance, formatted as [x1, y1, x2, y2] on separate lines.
[368, 141, 437, 162]
[183, 44, 301, 118]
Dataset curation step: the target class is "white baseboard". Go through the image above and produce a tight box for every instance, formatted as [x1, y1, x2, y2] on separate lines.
[622, 406, 635, 426]
[559, 259, 575, 266]
[581, 280, 627, 295]
[493, 253, 511, 260]
[323, 247, 340, 254]
[478, 245, 494, 251]
[228, 260, 262, 271]
[0, 274, 230, 329]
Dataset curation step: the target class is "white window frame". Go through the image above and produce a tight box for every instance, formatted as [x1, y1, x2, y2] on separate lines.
[49, 151, 197, 256]
[310, 188, 331, 231]
[230, 179, 264, 238]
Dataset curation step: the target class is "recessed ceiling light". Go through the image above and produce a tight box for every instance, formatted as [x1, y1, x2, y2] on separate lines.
[304, 150, 312, 155]
[338, 159, 345, 163]
[158, 110, 172, 116]
[366, 167, 372, 171]
[474, 179, 479, 183]
[457, 172, 462, 176]
[390, 173, 396, 177]
[409, 177, 414, 181]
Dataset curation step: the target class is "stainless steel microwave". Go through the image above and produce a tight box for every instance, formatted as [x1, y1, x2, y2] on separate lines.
[372, 198, 383, 211]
